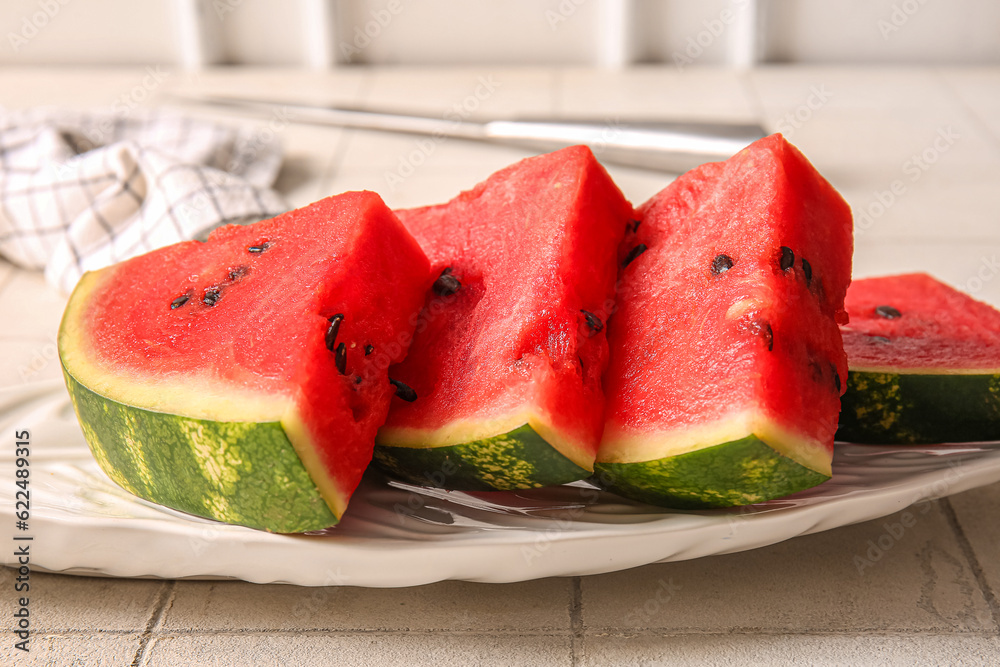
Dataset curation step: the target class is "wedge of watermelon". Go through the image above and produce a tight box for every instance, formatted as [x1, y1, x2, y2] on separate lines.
[375, 146, 634, 490]
[59, 191, 430, 532]
[596, 134, 853, 508]
[838, 273, 1000, 444]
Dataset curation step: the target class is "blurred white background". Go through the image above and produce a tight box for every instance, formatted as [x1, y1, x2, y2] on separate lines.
[2, 0, 999, 69]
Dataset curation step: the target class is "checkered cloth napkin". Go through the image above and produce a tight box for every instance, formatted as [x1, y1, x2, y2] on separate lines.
[0, 109, 289, 293]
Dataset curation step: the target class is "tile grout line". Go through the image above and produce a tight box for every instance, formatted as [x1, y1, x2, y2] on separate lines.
[130, 580, 177, 667]
[569, 576, 584, 667]
[549, 68, 565, 118]
[854, 237, 1000, 246]
[20, 628, 1000, 639]
[940, 497, 1000, 632]
[0, 266, 18, 299]
[313, 71, 375, 198]
[314, 127, 358, 199]
[556, 628, 1000, 639]
[0, 334, 58, 343]
[738, 69, 770, 133]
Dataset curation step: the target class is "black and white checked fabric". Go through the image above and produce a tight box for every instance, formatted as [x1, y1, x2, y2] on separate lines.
[0, 109, 289, 293]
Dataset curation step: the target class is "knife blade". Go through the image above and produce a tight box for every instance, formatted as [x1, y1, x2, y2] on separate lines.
[175, 94, 767, 173]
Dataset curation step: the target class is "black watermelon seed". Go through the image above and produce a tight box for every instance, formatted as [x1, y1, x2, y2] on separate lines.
[325, 313, 344, 352]
[355, 376, 362, 385]
[364, 344, 374, 356]
[228, 265, 250, 281]
[581, 310, 604, 333]
[433, 268, 461, 297]
[170, 292, 191, 310]
[335, 342, 347, 375]
[870, 335, 891, 344]
[875, 305, 901, 319]
[202, 288, 221, 307]
[389, 378, 417, 402]
[831, 363, 842, 392]
[711, 254, 734, 276]
[779, 246, 795, 271]
[762, 322, 773, 351]
[247, 242, 271, 254]
[748, 318, 773, 351]
[801, 258, 813, 286]
[622, 243, 648, 268]
[627, 218, 641, 233]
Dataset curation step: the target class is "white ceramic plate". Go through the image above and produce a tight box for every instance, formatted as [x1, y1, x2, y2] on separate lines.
[3, 380, 1000, 587]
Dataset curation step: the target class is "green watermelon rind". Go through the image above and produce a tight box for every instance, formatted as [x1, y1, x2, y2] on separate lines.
[837, 370, 1000, 444]
[593, 435, 830, 509]
[63, 368, 338, 533]
[373, 424, 590, 491]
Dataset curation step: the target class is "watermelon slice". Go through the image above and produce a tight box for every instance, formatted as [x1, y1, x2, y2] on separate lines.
[838, 273, 1000, 444]
[374, 146, 634, 490]
[59, 191, 430, 532]
[596, 134, 853, 508]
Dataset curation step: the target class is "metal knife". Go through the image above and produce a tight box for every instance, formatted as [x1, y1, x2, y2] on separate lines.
[176, 94, 767, 173]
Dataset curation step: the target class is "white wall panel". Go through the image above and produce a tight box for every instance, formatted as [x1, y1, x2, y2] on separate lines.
[635, 0, 735, 67]
[764, 0, 1000, 64]
[1, 0, 177, 65]
[337, 0, 603, 65]
[0, 0, 997, 67]
[208, 0, 310, 66]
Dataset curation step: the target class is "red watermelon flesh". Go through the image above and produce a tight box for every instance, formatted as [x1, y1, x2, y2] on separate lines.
[837, 273, 1000, 444]
[375, 146, 634, 490]
[842, 273, 1000, 372]
[596, 134, 853, 508]
[60, 191, 430, 527]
